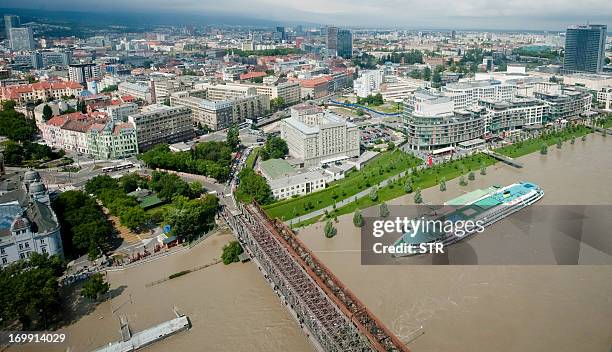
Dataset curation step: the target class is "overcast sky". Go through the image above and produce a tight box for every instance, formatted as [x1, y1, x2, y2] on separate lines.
[3, 0, 612, 30]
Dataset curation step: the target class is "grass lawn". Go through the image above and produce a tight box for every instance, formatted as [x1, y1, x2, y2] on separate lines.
[496, 125, 592, 158]
[331, 153, 497, 217]
[245, 147, 260, 169]
[600, 115, 612, 129]
[374, 104, 402, 114]
[263, 149, 422, 221]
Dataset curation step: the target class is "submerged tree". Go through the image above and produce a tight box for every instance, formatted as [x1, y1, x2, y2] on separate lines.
[324, 221, 337, 238]
[468, 171, 476, 181]
[379, 202, 390, 218]
[414, 189, 423, 204]
[540, 144, 548, 155]
[480, 165, 487, 175]
[459, 176, 468, 186]
[439, 178, 447, 192]
[353, 210, 364, 227]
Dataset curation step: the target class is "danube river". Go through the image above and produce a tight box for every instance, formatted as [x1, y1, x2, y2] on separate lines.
[298, 134, 612, 352]
[18, 134, 610, 352]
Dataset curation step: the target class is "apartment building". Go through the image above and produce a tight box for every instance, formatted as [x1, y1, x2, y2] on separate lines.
[104, 102, 139, 122]
[353, 70, 384, 98]
[403, 90, 487, 150]
[479, 98, 549, 134]
[118, 81, 153, 103]
[171, 86, 269, 130]
[442, 80, 515, 109]
[127, 104, 194, 151]
[0, 81, 83, 103]
[280, 103, 360, 167]
[68, 63, 101, 85]
[42, 112, 138, 159]
[597, 86, 612, 111]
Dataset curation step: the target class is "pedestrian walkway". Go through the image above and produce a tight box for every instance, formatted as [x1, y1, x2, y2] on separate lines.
[288, 164, 427, 225]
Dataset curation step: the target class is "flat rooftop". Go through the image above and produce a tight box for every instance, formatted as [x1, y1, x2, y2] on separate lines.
[259, 159, 296, 180]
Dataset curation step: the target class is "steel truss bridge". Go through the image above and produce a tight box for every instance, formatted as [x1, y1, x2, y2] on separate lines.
[221, 202, 410, 352]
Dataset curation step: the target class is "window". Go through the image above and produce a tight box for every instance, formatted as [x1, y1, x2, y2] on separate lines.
[42, 247, 47, 254]
[0, 248, 4, 254]
[1, 258, 6, 264]
[19, 253, 25, 259]
[25, 242, 30, 249]
[19, 244, 23, 250]
[40, 239, 45, 245]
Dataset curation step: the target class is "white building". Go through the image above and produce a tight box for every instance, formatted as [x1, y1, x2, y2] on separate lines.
[597, 86, 612, 111]
[118, 81, 153, 103]
[257, 159, 331, 200]
[0, 170, 63, 266]
[104, 102, 139, 122]
[281, 103, 360, 167]
[442, 80, 515, 109]
[353, 70, 384, 98]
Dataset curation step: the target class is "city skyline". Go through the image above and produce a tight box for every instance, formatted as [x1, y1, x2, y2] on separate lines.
[1, 0, 612, 31]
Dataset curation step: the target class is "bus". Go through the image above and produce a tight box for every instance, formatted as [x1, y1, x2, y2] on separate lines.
[101, 162, 135, 173]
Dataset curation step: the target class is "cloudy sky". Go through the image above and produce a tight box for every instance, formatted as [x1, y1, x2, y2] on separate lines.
[3, 0, 612, 30]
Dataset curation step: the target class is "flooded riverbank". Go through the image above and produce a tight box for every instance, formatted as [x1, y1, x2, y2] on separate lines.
[16, 232, 311, 352]
[297, 134, 612, 351]
[13, 134, 610, 352]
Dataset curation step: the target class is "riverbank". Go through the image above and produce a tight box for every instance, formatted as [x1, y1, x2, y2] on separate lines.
[15, 231, 311, 352]
[296, 133, 612, 351]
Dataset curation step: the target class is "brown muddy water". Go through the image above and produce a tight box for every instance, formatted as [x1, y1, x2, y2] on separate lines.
[298, 134, 612, 352]
[12, 134, 611, 352]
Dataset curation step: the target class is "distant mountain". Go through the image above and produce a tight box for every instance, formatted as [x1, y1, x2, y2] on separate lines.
[0, 7, 288, 28]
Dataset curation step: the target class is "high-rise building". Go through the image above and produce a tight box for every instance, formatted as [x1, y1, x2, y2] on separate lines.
[337, 29, 353, 59]
[275, 26, 286, 41]
[68, 63, 101, 85]
[9, 27, 35, 51]
[326, 26, 352, 59]
[563, 24, 607, 73]
[4, 15, 20, 39]
[326, 26, 338, 56]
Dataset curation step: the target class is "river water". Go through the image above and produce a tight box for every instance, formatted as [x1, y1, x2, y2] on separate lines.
[15, 134, 611, 352]
[297, 134, 612, 352]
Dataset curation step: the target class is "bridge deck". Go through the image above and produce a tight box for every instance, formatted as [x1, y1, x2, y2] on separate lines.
[222, 202, 409, 352]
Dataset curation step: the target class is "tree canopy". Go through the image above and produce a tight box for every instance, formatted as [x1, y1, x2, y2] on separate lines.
[81, 273, 110, 300]
[235, 167, 273, 205]
[0, 253, 65, 330]
[259, 135, 288, 161]
[138, 142, 232, 181]
[0, 102, 38, 142]
[52, 190, 114, 260]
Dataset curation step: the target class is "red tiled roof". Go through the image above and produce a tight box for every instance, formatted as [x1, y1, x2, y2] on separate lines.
[240, 71, 266, 80]
[299, 76, 332, 88]
[47, 115, 69, 127]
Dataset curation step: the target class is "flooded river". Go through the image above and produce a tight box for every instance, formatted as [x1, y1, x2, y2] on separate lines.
[20, 134, 611, 352]
[297, 134, 612, 352]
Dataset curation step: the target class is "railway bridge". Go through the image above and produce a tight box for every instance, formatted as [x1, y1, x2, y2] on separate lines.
[221, 202, 410, 352]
